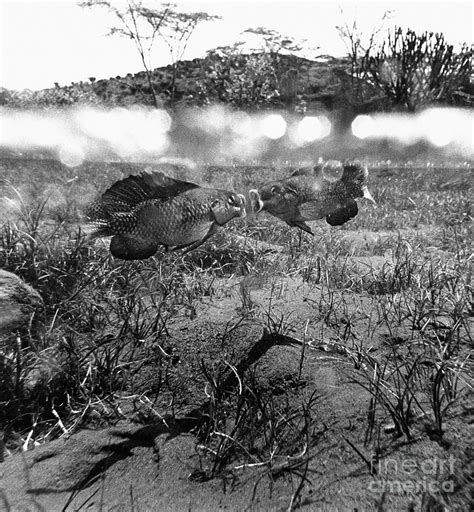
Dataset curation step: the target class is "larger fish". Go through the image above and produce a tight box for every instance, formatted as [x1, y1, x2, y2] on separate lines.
[85, 171, 246, 260]
[249, 160, 374, 234]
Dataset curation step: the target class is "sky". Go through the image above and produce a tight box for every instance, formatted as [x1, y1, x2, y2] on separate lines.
[0, 0, 472, 91]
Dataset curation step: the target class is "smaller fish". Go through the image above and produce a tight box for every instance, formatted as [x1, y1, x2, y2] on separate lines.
[249, 160, 374, 234]
[84, 171, 246, 260]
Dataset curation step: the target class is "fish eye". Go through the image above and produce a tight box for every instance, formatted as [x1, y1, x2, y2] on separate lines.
[227, 196, 236, 205]
[271, 186, 279, 195]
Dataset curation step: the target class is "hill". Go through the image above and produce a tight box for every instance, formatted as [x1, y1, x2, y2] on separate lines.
[0, 53, 351, 113]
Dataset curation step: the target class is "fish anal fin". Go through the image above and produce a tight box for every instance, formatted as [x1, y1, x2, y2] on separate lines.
[82, 223, 112, 241]
[290, 220, 314, 235]
[110, 235, 158, 260]
[326, 200, 359, 226]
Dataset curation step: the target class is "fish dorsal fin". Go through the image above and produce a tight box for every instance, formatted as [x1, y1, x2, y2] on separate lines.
[291, 163, 324, 178]
[291, 168, 312, 177]
[341, 161, 368, 185]
[101, 171, 199, 210]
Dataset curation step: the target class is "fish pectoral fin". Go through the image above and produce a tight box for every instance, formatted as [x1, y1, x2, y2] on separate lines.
[110, 235, 158, 260]
[326, 200, 359, 226]
[273, 207, 298, 223]
[210, 203, 237, 226]
[298, 202, 326, 220]
[174, 223, 219, 254]
[180, 237, 209, 254]
[290, 220, 314, 235]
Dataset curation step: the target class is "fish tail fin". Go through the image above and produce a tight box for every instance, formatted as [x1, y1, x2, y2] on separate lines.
[81, 223, 114, 241]
[82, 200, 114, 240]
[341, 160, 375, 203]
[83, 190, 138, 240]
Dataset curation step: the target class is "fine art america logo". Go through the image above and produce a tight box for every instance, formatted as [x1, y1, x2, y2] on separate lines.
[368, 456, 456, 494]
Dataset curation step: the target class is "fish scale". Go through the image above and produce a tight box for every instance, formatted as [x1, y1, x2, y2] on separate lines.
[135, 194, 212, 245]
[109, 212, 137, 233]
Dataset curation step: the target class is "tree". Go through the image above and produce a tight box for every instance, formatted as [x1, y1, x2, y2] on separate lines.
[141, 8, 219, 101]
[337, 12, 473, 112]
[80, 1, 219, 106]
[360, 28, 473, 111]
[198, 45, 280, 107]
[336, 10, 393, 112]
[243, 27, 319, 104]
[198, 27, 318, 108]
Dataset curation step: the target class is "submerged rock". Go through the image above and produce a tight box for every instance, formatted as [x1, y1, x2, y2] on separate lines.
[0, 270, 43, 339]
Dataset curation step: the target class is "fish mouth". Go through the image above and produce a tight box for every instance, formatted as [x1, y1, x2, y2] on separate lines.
[237, 193, 247, 218]
[249, 189, 264, 213]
